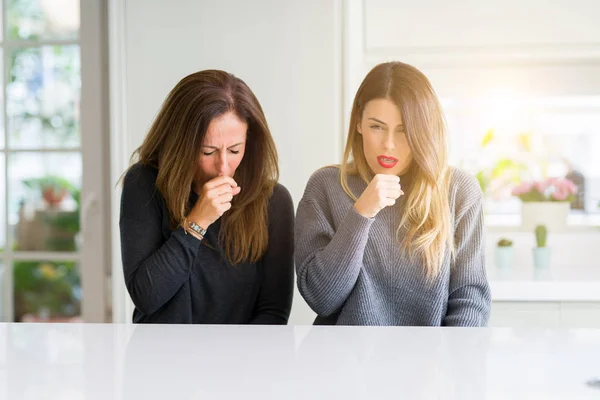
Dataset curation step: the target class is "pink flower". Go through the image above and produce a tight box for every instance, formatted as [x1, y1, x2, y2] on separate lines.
[511, 181, 533, 196]
[534, 180, 549, 194]
[551, 189, 568, 201]
[512, 177, 578, 201]
[550, 178, 577, 197]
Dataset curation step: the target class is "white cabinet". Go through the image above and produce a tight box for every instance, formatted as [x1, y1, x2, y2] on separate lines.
[364, 0, 600, 51]
[490, 301, 600, 328]
[560, 302, 600, 328]
[490, 302, 561, 328]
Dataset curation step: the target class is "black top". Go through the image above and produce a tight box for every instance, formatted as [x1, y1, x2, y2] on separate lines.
[119, 163, 295, 324]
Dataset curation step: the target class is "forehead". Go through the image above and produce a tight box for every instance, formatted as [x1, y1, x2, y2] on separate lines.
[362, 98, 403, 122]
[203, 112, 248, 144]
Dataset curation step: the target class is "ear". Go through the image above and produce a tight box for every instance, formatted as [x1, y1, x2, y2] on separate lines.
[356, 120, 363, 135]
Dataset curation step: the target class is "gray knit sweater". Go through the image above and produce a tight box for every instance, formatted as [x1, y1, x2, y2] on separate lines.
[294, 166, 491, 326]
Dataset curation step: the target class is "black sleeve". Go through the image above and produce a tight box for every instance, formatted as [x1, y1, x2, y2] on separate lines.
[119, 164, 202, 316]
[250, 184, 295, 324]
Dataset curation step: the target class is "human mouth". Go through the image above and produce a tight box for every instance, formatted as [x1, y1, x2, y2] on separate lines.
[377, 155, 398, 169]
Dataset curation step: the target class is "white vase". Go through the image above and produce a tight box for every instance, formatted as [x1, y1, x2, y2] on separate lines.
[532, 247, 552, 269]
[521, 201, 570, 231]
[494, 247, 514, 269]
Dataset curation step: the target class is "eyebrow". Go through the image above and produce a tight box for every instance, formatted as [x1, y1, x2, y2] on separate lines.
[368, 118, 404, 129]
[201, 142, 245, 150]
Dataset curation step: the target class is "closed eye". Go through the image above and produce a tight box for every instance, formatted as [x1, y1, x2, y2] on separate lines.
[230, 150, 240, 155]
[202, 151, 215, 156]
[370, 125, 384, 130]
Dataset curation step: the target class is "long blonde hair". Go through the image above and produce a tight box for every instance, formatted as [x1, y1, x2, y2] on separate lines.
[127, 70, 279, 265]
[340, 62, 454, 279]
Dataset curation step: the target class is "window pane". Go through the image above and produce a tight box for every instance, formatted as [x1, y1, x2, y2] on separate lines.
[8, 152, 81, 252]
[7, 46, 80, 149]
[444, 96, 600, 215]
[13, 260, 81, 322]
[6, 0, 79, 41]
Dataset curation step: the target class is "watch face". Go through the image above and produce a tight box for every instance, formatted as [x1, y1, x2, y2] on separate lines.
[189, 221, 206, 236]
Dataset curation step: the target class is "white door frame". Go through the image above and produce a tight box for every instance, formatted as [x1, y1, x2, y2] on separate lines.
[107, 0, 134, 323]
[80, 0, 111, 322]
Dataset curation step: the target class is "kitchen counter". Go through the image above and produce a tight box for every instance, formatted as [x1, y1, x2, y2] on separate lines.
[1, 323, 599, 399]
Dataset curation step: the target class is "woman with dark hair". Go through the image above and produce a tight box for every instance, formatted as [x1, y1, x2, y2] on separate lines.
[120, 70, 294, 324]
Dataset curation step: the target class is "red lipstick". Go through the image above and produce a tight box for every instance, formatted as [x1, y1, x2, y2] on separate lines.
[377, 155, 398, 169]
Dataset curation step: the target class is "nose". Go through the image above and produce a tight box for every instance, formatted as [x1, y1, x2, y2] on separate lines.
[216, 152, 227, 176]
[384, 131, 396, 150]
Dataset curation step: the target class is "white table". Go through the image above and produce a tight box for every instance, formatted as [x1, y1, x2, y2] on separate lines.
[1, 323, 599, 399]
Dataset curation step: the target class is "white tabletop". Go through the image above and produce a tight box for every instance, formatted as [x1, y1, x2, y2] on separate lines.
[1, 323, 599, 399]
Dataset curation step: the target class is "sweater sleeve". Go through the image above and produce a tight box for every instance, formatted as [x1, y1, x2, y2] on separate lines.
[443, 173, 491, 327]
[119, 164, 202, 316]
[294, 169, 374, 317]
[250, 184, 295, 325]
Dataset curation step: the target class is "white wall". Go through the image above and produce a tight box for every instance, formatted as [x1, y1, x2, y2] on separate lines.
[359, 0, 600, 96]
[111, 0, 600, 326]
[112, 0, 345, 324]
[124, 0, 343, 207]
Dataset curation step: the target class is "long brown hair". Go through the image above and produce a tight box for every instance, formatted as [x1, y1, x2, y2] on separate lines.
[340, 62, 454, 278]
[128, 70, 279, 264]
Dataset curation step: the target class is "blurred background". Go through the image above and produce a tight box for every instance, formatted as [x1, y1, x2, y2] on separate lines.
[0, 0, 598, 328]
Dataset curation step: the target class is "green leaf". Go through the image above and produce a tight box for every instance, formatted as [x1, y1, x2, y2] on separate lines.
[476, 170, 489, 192]
[481, 129, 494, 148]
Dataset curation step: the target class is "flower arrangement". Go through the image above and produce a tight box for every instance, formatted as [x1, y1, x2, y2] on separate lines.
[511, 177, 577, 202]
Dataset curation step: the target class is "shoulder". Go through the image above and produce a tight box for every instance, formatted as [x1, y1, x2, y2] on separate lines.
[121, 163, 163, 208]
[267, 183, 295, 229]
[308, 165, 340, 185]
[123, 163, 159, 191]
[303, 166, 341, 199]
[450, 167, 481, 194]
[270, 182, 294, 210]
[448, 167, 483, 218]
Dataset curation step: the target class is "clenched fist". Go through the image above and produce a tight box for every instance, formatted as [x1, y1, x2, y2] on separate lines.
[353, 174, 403, 218]
[187, 176, 241, 229]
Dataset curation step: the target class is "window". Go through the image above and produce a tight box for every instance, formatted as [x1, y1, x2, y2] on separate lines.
[1, 0, 82, 322]
[444, 94, 600, 223]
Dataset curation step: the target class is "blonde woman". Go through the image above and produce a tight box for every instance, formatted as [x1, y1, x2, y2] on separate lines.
[295, 62, 490, 326]
[120, 70, 294, 324]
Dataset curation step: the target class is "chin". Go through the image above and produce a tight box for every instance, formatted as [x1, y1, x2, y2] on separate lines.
[368, 163, 400, 176]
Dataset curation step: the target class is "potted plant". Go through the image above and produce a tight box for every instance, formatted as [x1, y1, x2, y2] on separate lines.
[512, 177, 578, 231]
[13, 260, 81, 322]
[23, 175, 77, 208]
[18, 177, 80, 251]
[532, 225, 551, 269]
[495, 238, 514, 269]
